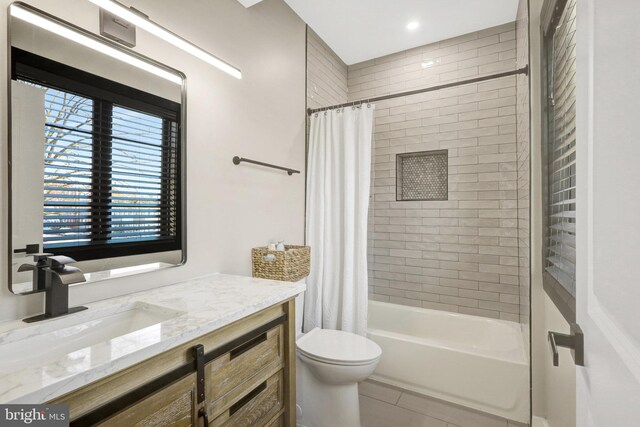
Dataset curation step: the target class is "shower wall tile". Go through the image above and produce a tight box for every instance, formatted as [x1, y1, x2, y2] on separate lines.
[515, 0, 531, 361]
[306, 27, 348, 109]
[347, 23, 522, 320]
[348, 22, 516, 102]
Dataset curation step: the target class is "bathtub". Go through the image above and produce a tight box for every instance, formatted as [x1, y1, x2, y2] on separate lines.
[367, 301, 529, 423]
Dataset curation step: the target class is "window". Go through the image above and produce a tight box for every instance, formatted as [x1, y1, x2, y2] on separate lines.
[543, 0, 577, 301]
[13, 48, 181, 261]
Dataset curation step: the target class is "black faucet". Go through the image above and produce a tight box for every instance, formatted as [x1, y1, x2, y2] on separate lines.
[18, 254, 87, 323]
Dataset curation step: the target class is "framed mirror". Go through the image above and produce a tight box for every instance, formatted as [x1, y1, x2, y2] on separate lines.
[7, 2, 187, 294]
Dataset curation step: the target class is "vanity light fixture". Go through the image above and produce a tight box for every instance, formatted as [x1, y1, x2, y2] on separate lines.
[87, 0, 243, 79]
[9, 3, 183, 85]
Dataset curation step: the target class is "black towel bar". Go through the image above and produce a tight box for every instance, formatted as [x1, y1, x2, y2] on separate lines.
[232, 156, 300, 176]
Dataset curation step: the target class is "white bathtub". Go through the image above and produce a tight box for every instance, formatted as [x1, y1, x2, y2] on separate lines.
[367, 301, 529, 423]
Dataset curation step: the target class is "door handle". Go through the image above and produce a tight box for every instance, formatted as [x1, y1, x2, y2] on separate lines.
[548, 323, 584, 367]
[198, 408, 209, 426]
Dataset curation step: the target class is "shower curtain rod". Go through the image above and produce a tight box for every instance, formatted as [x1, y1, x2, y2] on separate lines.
[307, 65, 529, 115]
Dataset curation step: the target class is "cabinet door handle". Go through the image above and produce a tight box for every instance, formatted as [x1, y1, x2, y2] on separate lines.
[229, 381, 267, 416]
[193, 344, 206, 404]
[198, 408, 209, 426]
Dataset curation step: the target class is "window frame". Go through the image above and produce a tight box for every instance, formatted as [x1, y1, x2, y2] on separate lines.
[11, 47, 183, 262]
[540, 0, 576, 323]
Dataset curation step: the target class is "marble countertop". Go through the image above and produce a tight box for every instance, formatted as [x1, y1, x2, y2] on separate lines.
[0, 273, 305, 404]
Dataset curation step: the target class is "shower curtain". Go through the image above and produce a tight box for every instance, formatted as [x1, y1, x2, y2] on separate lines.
[305, 105, 374, 336]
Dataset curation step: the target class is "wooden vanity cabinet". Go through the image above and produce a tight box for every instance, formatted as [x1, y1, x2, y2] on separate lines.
[50, 299, 296, 427]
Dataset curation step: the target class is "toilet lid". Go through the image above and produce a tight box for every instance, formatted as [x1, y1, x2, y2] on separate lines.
[296, 328, 382, 365]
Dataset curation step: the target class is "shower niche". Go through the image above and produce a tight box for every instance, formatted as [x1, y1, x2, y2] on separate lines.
[396, 150, 448, 201]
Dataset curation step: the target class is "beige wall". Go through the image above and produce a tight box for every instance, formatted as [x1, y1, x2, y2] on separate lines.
[0, 0, 306, 321]
[529, 0, 576, 425]
[345, 24, 528, 320]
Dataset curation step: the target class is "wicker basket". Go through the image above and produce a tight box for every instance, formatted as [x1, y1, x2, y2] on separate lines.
[252, 245, 310, 282]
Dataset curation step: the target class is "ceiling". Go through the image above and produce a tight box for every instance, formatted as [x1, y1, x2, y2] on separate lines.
[238, 0, 519, 65]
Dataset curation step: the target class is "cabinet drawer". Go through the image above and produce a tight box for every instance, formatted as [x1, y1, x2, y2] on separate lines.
[98, 373, 197, 427]
[209, 370, 283, 427]
[206, 325, 283, 404]
[265, 413, 284, 427]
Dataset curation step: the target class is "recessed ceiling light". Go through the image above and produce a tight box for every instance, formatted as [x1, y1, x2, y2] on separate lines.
[407, 21, 420, 31]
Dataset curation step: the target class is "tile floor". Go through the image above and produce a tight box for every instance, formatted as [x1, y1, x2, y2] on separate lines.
[359, 380, 528, 427]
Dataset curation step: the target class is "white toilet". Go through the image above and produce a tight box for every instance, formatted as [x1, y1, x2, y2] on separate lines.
[295, 294, 382, 427]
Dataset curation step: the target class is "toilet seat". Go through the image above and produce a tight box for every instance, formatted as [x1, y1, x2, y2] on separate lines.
[297, 328, 381, 366]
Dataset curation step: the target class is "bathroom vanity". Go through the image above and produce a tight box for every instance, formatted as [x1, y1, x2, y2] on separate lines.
[0, 274, 304, 427]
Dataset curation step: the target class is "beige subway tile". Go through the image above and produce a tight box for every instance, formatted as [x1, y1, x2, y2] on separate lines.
[479, 246, 519, 256]
[406, 242, 440, 251]
[374, 255, 406, 265]
[440, 261, 479, 272]
[500, 274, 519, 285]
[405, 291, 440, 303]
[500, 312, 520, 322]
[478, 22, 516, 38]
[439, 277, 479, 290]
[459, 235, 500, 246]
[478, 153, 517, 164]
[500, 293, 520, 304]
[389, 248, 423, 259]
[458, 34, 500, 52]
[440, 243, 478, 254]
[422, 284, 459, 296]
[478, 300, 519, 314]
[478, 40, 517, 56]
[480, 264, 519, 276]
[406, 258, 441, 269]
[375, 271, 407, 281]
[422, 233, 459, 243]
[406, 273, 441, 285]
[458, 289, 500, 302]
[459, 271, 500, 283]
[422, 268, 459, 279]
[480, 282, 519, 294]
[458, 306, 501, 319]
[389, 278, 423, 289]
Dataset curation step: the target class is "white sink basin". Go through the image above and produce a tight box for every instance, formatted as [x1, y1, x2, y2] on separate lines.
[0, 302, 185, 375]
